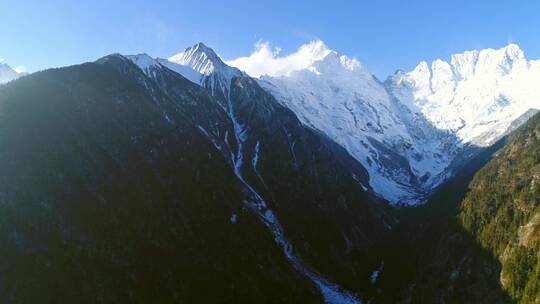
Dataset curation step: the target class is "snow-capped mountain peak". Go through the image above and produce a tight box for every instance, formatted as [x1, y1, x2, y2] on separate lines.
[447, 43, 527, 80]
[304, 49, 365, 76]
[0, 63, 24, 84]
[253, 42, 433, 204]
[126, 43, 243, 89]
[166, 42, 243, 90]
[299, 40, 333, 61]
[169, 42, 229, 76]
[226, 40, 339, 78]
[388, 43, 539, 147]
[229, 41, 540, 204]
[125, 41, 540, 205]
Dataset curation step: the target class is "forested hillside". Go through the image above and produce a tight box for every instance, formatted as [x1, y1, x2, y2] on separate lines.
[459, 113, 540, 303]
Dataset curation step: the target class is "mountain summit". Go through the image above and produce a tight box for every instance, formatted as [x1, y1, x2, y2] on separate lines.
[168, 42, 244, 83]
[169, 42, 227, 75]
[0, 63, 24, 84]
[250, 42, 457, 204]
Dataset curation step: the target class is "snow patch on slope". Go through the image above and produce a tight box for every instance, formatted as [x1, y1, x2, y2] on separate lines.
[127, 52, 204, 85]
[126, 54, 161, 75]
[157, 58, 203, 84]
[199, 94, 361, 304]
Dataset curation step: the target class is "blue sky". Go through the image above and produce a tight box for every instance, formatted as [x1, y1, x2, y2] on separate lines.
[1, 0, 539, 78]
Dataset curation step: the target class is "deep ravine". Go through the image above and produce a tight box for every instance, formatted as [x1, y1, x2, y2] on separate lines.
[199, 75, 362, 304]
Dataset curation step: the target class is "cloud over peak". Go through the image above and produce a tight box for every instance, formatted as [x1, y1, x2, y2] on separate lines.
[226, 40, 334, 77]
[13, 66, 26, 74]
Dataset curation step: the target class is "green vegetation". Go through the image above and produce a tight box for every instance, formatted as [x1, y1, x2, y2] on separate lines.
[0, 60, 322, 303]
[0, 55, 390, 302]
[458, 113, 540, 303]
[374, 115, 540, 303]
[1, 53, 539, 303]
[374, 138, 511, 303]
[504, 245, 539, 301]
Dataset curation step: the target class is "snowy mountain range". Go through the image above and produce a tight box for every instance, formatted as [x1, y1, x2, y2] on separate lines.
[0, 63, 25, 84]
[234, 42, 540, 204]
[252, 41, 452, 204]
[387, 44, 540, 146]
[127, 41, 539, 205]
[2, 39, 539, 303]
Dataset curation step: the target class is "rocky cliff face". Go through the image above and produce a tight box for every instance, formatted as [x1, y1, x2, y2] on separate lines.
[131, 44, 394, 302]
[0, 50, 392, 303]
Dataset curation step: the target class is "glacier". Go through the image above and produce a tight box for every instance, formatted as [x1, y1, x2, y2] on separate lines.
[128, 41, 540, 206]
[229, 41, 540, 204]
[245, 41, 459, 204]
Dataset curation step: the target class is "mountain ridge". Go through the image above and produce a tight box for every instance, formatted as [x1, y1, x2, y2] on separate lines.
[0, 51, 396, 303]
[124, 50, 393, 302]
[125, 41, 540, 205]
[228, 41, 540, 204]
[1, 40, 539, 303]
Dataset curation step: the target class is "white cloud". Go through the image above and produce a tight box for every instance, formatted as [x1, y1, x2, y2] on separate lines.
[226, 40, 333, 78]
[13, 66, 26, 74]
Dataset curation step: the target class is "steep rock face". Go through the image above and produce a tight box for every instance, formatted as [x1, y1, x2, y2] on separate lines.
[0, 47, 393, 302]
[0, 57, 323, 303]
[130, 44, 393, 303]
